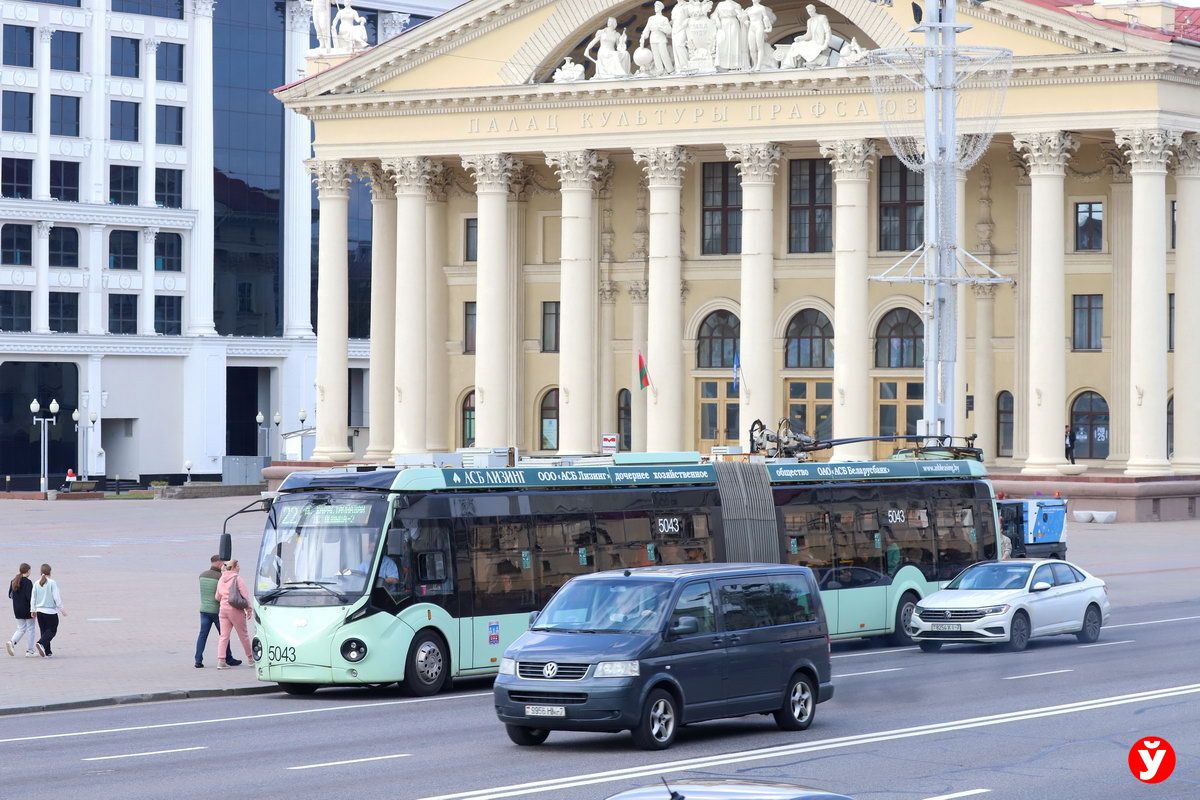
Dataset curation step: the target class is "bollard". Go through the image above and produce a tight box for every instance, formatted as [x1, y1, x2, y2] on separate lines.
[4, 475, 9, 492]
[115, 473, 120, 495]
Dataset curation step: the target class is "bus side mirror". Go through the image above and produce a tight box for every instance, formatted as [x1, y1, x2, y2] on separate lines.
[1031, 581, 1052, 593]
[218, 532, 232, 562]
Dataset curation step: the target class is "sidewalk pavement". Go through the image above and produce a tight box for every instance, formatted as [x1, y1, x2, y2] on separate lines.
[0, 496, 1197, 715]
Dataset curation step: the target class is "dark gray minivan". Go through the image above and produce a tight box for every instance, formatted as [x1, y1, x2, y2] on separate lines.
[493, 564, 833, 750]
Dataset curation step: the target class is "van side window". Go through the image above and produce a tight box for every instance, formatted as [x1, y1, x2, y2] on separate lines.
[669, 582, 715, 634]
[720, 576, 817, 631]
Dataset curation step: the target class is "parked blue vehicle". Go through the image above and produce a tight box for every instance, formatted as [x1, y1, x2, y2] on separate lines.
[997, 498, 1068, 560]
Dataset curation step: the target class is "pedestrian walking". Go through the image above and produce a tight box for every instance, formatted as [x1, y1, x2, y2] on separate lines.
[1065, 424, 1077, 465]
[216, 559, 254, 670]
[195, 555, 242, 668]
[6, 563, 36, 657]
[32, 564, 64, 657]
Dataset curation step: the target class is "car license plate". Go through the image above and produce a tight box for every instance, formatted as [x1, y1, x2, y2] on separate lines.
[525, 705, 566, 718]
[931, 623, 962, 632]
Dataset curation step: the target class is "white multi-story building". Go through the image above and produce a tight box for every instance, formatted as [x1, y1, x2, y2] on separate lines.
[0, 0, 453, 487]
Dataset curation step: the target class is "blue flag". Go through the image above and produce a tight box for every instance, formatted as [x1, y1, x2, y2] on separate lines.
[732, 352, 740, 392]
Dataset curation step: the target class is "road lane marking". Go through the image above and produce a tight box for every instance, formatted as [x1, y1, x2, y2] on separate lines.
[86, 618, 121, 623]
[416, 682, 1200, 800]
[1002, 669, 1073, 681]
[0, 691, 493, 745]
[921, 791, 991, 800]
[831, 647, 918, 660]
[1079, 639, 1134, 648]
[836, 668, 906, 678]
[1106, 615, 1200, 629]
[83, 746, 206, 761]
[287, 753, 412, 770]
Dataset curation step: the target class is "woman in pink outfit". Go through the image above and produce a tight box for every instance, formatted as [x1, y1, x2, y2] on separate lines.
[215, 560, 254, 670]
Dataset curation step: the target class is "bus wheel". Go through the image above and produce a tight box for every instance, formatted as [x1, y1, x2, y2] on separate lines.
[279, 682, 319, 696]
[403, 631, 447, 696]
[888, 592, 920, 646]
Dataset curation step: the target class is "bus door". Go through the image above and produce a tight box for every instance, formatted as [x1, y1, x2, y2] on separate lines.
[782, 509, 838, 634]
[828, 507, 889, 635]
[406, 520, 462, 664]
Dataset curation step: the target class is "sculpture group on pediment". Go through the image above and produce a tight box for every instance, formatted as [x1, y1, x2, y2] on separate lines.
[308, 1, 371, 55]
[553, 0, 865, 83]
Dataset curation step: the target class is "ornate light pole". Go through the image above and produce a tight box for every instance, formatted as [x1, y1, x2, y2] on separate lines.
[272, 411, 282, 459]
[71, 408, 98, 480]
[256, 411, 270, 458]
[30, 398, 59, 493]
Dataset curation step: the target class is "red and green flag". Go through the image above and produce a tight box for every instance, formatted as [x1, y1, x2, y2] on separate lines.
[637, 351, 651, 390]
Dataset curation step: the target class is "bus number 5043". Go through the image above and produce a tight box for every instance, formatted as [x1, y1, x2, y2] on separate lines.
[268, 645, 296, 664]
[886, 509, 907, 525]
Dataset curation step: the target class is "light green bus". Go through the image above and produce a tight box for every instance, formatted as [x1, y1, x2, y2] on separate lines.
[238, 454, 999, 695]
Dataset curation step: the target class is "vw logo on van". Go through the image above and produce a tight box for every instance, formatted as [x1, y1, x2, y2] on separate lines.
[542, 662, 559, 679]
[944, 611, 953, 620]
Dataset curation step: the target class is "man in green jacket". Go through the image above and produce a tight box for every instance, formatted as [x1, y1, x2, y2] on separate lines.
[196, 555, 243, 668]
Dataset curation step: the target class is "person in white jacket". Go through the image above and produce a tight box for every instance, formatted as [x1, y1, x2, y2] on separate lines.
[32, 564, 65, 657]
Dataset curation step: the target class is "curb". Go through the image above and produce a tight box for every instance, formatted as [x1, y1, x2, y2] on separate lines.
[0, 684, 281, 717]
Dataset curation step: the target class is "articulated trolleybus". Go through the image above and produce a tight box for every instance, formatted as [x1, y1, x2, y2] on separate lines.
[242, 453, 999, 695]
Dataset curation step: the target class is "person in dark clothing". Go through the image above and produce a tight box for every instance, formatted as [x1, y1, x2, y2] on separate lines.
[1065, 424, 1077, 465]
[6, 564, 36, 657]
[196, 555, 242, 668]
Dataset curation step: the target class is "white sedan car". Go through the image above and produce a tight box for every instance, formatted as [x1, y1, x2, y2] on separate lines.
[909, 560, 1110, 652]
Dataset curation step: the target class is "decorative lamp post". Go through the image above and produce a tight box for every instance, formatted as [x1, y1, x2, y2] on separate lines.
[30, 398, 60, 494]
[256, 411, 269, 457]
[272, 412, 282, 459]
[184, 459, 193, 485]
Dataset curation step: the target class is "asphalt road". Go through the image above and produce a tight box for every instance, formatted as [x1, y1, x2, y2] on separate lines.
[0, 600, 1196, 800]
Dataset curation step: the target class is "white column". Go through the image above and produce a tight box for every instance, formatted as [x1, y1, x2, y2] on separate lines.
[140, 38, 159, 207]
[727, 143, 781, 450]
[1118, 129, 1179, 475]
[462, 154, 522, 449]
[973, 285, 997, 463]
[1173, 136, 1200, 471]
[629, 280, 649, 452]
[598, 280, 618, 444]
[1012, 132, 1078, 474]
[820, 140, 877, 461]
[186, 0, 216, 335]
[633, 146, 689, 453]
[309, 158, 353, 461]
[1105, 154, 1132, 467]
[547, 150, 606, 454]
[85, 5, 107, 203]
[34, 26, 52, 201]
[82, 354, 104, 478]
[86, 224, 105, 334]
[359, 163, 396, 461]
[138, 226, 158, 335]
[32, 221, 53, 334]
[283, 0, 314, 337]
[425, 171, 450, 450]
[1012, 177, 1032, 464]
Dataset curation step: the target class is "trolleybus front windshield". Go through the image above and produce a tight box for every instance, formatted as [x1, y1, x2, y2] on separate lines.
[255, 492, 390, 606]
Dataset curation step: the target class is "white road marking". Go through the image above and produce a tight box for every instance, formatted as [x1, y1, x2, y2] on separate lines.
[831, 647, 918, 660]
[921, 791, 991, 800]
[1002, 669, 1073, 681]
[836, 668, 906, 678]
[0, 691, 493, 745]
[417, 682, 1200, 800]
[86, 618, 121, 623]
[83, 746, 206, 762]
[1079, 639, 1135, 649]
[287, 753, 412, 770]
[1106, 615, 1200, 629]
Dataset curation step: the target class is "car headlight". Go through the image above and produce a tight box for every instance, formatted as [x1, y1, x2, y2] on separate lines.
[979, 604, 1010, 616]
[498, 657, 516, 676]
[594, 660, 640, 678]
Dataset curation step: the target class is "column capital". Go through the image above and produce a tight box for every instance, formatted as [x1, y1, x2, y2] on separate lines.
[143, 37, 160, 54]
[34, 220, 54, 238]
[189, 0, 216, 17]
[383, 156, 440, 197]
[1176, 134, 1200, 178]
[725, 143, 782, 184]
[356, 161, 394, 201]
[599, 280, 619, 305]
[633, 146, 691, 188]
[818, 139, 878, 180]
[426, 161, 451, 202]
[1115, 128, 1181, 173]
[461, 153, 523, 194]
[1011, 131, 1080, 176]
[627, 280, 648, 303]
[37, 26, 54, 44]
[141, 226, 159, 244]
[972, 283, 997, 300]
[545, 150, 608, 191]
[286, 0, 313, 33]
[307, 158, 351, 197]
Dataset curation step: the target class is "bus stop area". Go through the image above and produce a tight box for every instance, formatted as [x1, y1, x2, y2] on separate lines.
[0, 495, 1197, 716]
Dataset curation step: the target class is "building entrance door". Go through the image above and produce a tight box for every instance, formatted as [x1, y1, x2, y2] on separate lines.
[875, 379, 923, 459]
[696, 379, 739, 453]
[784, 379, 833, 461]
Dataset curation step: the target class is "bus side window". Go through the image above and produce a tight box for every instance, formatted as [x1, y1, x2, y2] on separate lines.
[470, 520, 537, 615]
[783, 510, 833, 583]
[411, 522, 453, 599]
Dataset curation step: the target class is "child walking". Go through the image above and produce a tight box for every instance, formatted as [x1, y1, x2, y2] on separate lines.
[6, 564, 36, 657]
[32, 564, 64, 657]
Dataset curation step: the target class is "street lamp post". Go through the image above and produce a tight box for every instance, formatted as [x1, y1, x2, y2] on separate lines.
[71, 409, 98, 481]
[30, 398, 60, 494]
[297, 409, 309, 461]
[255, 411, 269, 458]
[272, 412, 282, 460]
[184, 459, 193, 485]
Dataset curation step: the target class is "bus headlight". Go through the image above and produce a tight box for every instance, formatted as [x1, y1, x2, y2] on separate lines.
[979, 605, 1010, 616]
[594, 661, 640, 678]
[499, 657, 516, 676]
[341, 638, 367, 663]
[252, 638, 263, 662]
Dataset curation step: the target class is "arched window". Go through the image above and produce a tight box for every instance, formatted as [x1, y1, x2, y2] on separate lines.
[785, 309, 834, 368]
[539, 389, 559, 451]
[996, 391, 1014, 458]
[461, 391, 475, 448]
[1070, 391, 1110, 460]
[1167, 396, 1174, 459]
[874, 308, 924, 368]
[617, 388, 632, 452]
[696, 310, 740, 368]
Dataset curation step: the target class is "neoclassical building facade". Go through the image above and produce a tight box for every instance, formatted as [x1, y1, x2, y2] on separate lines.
[279, 0, 1200, 476]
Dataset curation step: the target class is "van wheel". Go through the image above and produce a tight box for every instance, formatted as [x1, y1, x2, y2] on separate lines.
[505, 725, 550, 746]
[631, 689, 678, 750]
[888, 592, 920, 646]
[774, 673, 816, 731]
[402, 631, 447, 696]
[1006, 612, 1031, 652]
[918, 641, 942, 653]
[1076, 604, 1102, 644]
[279, 682, 319, 696]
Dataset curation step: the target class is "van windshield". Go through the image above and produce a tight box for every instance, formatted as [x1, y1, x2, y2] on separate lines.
[532, 579, 673, 634]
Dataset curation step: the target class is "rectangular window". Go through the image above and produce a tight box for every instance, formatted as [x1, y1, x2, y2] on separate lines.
[155, 104, 182, 145]
[108, 293, 138, 334]
[108, 229, 138, 270]
[155, 167, 182, 208]
[156, 41, 183, 81]
[112, 0, 184, 20]
[1169, 293, 1175, 353]
[110, 100, 139, 142]
[1, 224, 32, 266]
[1074, 201, 1103, 251]
[155, 232, 181, 271]
[788, 159, 833, 253]
[464, 217, 478, 262]
[878, 155, 924, 251]
[50, 160, 80, 201]
[540, 301, 560, 353]
[1072, 294, 1103, 351]
[2, 91, 34, 133]
[0, 290, 32, 332]
[48, 292, 79, 333]
[49, 226, 79, 268]
[1, 158, 33, 199]
[50, 95, 80, 137]
[154, 294, 182, 335]
[463, 301, 476, 354]
[3, 25, 34, 68]
[51, 30, 81, 72]
[702, 161, 742, 255]
[110, 36, 140, 77]
[109, 164, 138, 205]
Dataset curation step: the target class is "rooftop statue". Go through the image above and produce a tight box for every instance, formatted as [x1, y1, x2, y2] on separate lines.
[777, 5, 833, 69]
[639, 1, 675, 77]
[552, 56, 587, 83]
[311, 1, 370, 54]
[585, 17, 633, 79]
[712, 0, 749, 71]
[745, 0, 779, 72]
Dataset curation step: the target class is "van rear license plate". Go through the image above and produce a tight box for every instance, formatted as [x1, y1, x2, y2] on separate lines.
[525, 705, 566, 718]
[931, 623, 961, 632]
